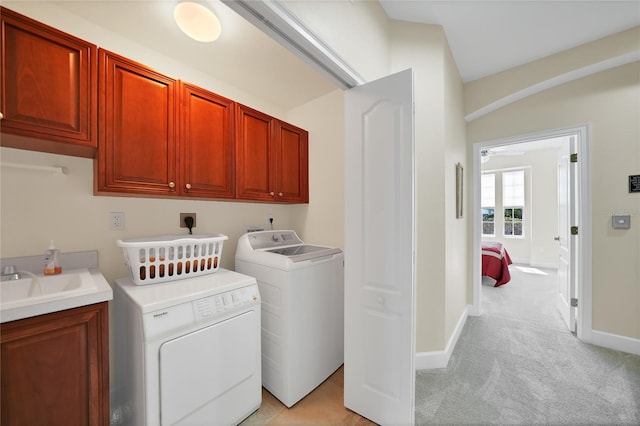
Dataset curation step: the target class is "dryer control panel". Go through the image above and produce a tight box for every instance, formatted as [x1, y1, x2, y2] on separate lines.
[193, 285, 260, 321]
[142, 284, 260, 340]
[246, 230, 302, 250]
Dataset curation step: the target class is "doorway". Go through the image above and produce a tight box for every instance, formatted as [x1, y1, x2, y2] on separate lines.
[472, 125, 592, 342]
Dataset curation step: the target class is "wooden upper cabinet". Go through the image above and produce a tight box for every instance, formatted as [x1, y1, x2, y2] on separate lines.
[95, 49, 179, 196]
[236, 104, 276, 201]
[0, 7, 98, 157]
[236, 104, 309, 203]
[275, 120, 309, 203]
[179, 83, 235, 199]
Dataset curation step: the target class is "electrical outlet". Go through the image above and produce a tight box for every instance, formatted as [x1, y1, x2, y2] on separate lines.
[110, 212, 125, 231]
[180, 213, 196, 228]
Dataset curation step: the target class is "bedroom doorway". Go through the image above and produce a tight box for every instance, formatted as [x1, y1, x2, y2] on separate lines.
[472, 125, 592, 342]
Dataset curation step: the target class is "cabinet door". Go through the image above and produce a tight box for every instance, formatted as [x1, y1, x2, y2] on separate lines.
[96, 49, 178, 195]
[1, 303, 109, 426]
[236, 104, 276, 201]
[275, 121, 309, 203]
[0, 7, 97, 157]
[180, 83, 235, 198]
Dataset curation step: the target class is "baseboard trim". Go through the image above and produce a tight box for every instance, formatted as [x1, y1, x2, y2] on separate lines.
[591, 330, 640, 356]
[415, 305, 470, 370]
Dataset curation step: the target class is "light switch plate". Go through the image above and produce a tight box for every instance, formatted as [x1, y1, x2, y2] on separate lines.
[611, 215, 630, 229]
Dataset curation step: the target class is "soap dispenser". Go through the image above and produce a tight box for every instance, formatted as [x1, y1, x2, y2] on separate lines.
[44, 240, 62, 275]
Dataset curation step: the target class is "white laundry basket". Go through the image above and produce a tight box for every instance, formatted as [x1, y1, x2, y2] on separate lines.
[117, 234, 227, 285]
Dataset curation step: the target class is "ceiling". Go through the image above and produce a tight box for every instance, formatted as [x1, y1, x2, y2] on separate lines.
[26, 1, 640, 110]
[380, 0, 640, 83]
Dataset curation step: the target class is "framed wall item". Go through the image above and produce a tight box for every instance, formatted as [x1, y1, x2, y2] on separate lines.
[456, 163, 463, 218]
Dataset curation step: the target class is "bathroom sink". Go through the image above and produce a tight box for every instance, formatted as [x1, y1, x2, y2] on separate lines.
[0, 268, 110, 323]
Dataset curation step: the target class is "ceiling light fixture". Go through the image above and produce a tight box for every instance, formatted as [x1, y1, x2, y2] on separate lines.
[174, 2, 221, 42]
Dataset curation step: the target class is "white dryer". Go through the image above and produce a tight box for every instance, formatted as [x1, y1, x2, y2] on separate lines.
[235, 230, 344, 408]
[113, 269, 261, 426]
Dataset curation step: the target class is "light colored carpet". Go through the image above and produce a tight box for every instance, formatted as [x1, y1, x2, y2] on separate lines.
[415, 265, 640, 425]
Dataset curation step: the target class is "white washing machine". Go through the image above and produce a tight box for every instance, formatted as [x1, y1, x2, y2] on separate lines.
[235, 230, 344, 408]
[113, 269, 261, 426]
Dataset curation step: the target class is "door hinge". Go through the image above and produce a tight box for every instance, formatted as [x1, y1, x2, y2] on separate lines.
[570, 153, 578, 163]
[571, 298, 578, 307]
[571, 226, 578, 235]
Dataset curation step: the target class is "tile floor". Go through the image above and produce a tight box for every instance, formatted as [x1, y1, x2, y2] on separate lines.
[240, 366, 376, 425]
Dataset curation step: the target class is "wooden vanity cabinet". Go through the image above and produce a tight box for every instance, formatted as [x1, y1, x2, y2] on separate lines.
[236, 104, 308, 203]
[0, 302, 109, 426]
[0, 7, 98, 158]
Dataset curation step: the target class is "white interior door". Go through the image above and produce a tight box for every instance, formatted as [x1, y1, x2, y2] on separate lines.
[556, 136, 577, 332]
[344, 69, 415, 425]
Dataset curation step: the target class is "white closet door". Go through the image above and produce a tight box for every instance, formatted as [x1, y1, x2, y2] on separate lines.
[344, 69, 415, 425]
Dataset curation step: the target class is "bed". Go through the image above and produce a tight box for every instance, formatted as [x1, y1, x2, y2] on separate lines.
[482, 242, 513, 287]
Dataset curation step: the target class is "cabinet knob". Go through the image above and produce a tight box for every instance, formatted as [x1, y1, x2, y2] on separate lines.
[168, 181, 175, 189]
[270, 192, 275, 197]
[278, 192, 283, 197]
[0, 112, 3, 120]
[185, 183, 192, 190]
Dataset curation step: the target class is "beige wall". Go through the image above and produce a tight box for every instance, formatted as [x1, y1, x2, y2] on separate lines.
[0, 147, 293, 284]
[443, 41, 470, 345]
[389, 21, 469, 352]
[467, 61, 640, 340]
[288, 89, 345, 249]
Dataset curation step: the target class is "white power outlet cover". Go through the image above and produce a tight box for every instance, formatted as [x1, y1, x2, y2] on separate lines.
[110, 212, 125, 231]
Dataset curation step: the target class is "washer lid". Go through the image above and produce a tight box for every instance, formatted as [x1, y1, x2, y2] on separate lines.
[266, 245, 342, 263]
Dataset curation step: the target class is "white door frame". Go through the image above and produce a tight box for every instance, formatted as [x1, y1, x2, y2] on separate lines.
[471, 124, 592, 342]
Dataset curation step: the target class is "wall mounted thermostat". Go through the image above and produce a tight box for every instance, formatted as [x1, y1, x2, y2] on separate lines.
[630, 175, 640, 193]
[611, 215, 631, 229]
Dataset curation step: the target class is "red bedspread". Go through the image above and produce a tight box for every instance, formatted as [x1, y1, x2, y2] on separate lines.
[482, 242, 513, 287]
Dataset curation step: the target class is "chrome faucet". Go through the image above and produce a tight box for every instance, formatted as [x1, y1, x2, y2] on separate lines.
[1, 265, 21, 281]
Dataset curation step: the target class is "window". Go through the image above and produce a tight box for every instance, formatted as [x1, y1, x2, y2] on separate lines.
[502, 170, 524, 237]
[481, 173, 495, 236]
